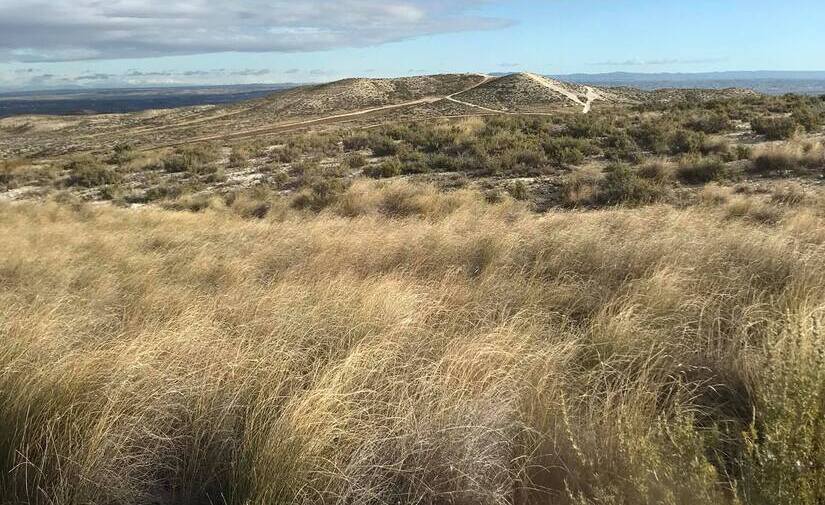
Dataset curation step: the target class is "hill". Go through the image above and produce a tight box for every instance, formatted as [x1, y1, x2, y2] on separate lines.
[246, 74, 486, 117]
[451, 72, 598, 112]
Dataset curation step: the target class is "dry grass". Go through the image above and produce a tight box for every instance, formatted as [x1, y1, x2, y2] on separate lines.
[1, 182, 825, 505]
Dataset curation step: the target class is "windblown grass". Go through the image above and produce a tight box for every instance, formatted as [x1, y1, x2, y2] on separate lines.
[1, 183, 824, 505]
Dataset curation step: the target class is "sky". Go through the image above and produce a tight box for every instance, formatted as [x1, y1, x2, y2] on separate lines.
[1, 0, 824, 91]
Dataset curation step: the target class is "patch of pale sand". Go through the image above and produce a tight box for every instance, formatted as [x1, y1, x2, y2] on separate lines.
[523, 73, 586, 107]
[0, 116, 80, 132]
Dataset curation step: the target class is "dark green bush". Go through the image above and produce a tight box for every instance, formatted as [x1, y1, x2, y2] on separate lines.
[751, 116, 800, 140]
[595, 164, 665, 205]
[631, 120, 675, 154]
[669, 129, 707, 155]
[602, 132, 644, 163]
[685, 112, 732, 134]
[364, 158, 403, 179]
[792, 105, 823, 133]
[543, 136, 596, 165]
[367, 135, 399, 157]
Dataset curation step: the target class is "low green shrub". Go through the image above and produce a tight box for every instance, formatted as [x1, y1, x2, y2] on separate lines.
[364, 158, 402, 179]
[64, 156, 121, 188]
[685, 112, 732, 134]
[751, 116, 800, 140]
[595, 164, 666, 205]
[543, 136, 595, 165]
[669, 129, 707, 155]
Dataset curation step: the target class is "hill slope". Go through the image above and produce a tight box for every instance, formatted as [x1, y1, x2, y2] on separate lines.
[452, 73, 592, 111]
[247, 74, 486, 117]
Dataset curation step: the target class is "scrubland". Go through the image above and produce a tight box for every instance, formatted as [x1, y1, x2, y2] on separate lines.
[2, 178, 825, 505]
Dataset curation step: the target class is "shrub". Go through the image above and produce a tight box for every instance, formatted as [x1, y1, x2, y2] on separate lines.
[291, 178, 348, 212]
[603, 132, 644, 163]
[560, 168, 601, 206]
[791, 105, 823, 133]
[751, 116, 800, 140]
[595, 164, 666, 205]
[543, 136, 593, 165]
[343, 153, 367, 170]
[273, 145, 302, 163]
[507, 180, 529, 201]
[109, 143, 136, 165]
[631, 120, 674, 154]
[669, 129, 706, 155]
[676, 157, 728, 184]
[638, 161, 675, 184]
[685, 112, 732, 134]
[364, 158, 403, 179]
[163, 145, 219, 175]
[228, 147, 249, 168]
[342, 134, 371, 152]
[751, 149, 801, 174]
[64, 155, 121, 188]
[742, 319, 825, 504]
[367, 135, 398, 157]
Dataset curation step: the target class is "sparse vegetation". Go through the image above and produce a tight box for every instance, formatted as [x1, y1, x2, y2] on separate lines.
[3, 72, 825, 505]
[2, 184, 825, 504]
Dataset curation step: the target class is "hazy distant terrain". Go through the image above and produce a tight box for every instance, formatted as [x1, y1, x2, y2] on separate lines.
[558, 71, 825, 95]
[0, 84, 299, 117]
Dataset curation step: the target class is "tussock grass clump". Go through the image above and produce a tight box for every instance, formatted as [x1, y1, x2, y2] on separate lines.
[676, 156, 729, 184]
[1, 183, 825, 505]
[751, 143, 824, 175]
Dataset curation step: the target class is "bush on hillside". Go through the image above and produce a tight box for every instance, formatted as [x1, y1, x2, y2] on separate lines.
[595, 164, 666, 206]
[162, 145, 220, 175]
[64, 155, 121, 188]
[669, 129, 707, 155]
[751, 116, 800, 140]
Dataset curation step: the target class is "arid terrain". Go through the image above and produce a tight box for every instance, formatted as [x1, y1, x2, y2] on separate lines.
[2, 72, 825, 505]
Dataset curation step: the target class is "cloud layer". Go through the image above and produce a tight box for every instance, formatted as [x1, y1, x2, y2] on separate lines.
[0, 0, 510, 62]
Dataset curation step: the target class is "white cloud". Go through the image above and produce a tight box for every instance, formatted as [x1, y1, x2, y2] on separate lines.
[0, 0, 512, 62]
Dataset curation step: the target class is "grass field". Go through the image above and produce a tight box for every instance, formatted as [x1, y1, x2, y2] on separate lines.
[2, 180, 824, 504]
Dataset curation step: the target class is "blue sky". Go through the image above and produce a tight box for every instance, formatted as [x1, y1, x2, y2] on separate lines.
[1, 0, 823, 90]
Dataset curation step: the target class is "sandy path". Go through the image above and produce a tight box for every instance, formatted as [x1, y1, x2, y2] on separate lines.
[582, 87, 601, 114]
[524, 73, 585, 107]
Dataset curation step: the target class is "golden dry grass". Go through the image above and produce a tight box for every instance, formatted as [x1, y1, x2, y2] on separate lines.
[1, 182, 825, 505]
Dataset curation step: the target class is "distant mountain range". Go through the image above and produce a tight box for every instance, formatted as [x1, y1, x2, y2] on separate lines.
[549, 71, 825, 95]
